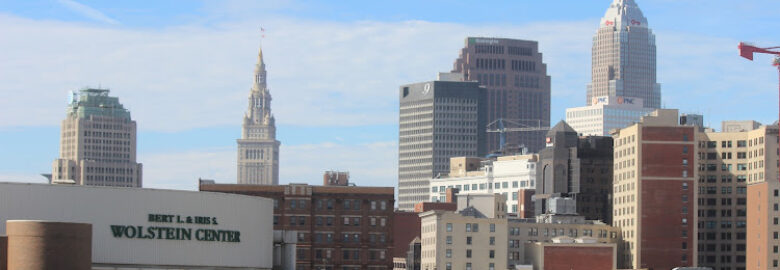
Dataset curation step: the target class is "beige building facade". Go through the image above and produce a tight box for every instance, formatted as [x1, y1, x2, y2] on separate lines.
[739, 124, 780, 270]
[51, 88, 142, 187]
[697, 123, 779, 269]
[419, 210, 508, 270]
[237, 47, 280, 185]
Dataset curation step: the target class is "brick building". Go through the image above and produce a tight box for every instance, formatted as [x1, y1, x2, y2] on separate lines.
[525, 240, 617, 270]
[200, 182, 394, 270]
[611, 109, 697, 269]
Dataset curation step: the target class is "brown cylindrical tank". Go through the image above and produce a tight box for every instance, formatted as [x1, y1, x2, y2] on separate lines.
[1, 235, 7, 270]
[6, 220, 91, 270]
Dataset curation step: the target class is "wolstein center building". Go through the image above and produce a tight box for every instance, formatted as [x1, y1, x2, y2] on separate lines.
[0, 182, 274, 269]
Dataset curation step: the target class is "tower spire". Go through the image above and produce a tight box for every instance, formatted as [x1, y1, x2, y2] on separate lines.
[254, 46, 267, 89]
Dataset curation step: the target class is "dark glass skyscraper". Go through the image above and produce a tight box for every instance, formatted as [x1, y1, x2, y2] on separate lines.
[452, 37, 551, 153]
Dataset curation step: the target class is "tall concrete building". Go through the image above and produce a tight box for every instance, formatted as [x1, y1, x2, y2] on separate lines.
[611, 109, 697, 269]
[237, 47, 280, 185]
[698, 122, 779, 269]
[534, 121, 614, 224]
[397, 74, 487, 211]
[566, 0, 660, 136]
[452, 37, 551, 153]
[51, 88, 142, 187]
[587, 0, 661, 109]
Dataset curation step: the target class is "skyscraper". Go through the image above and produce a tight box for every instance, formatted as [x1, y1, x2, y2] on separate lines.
[452, 37, 551, 153]
[397, 73, 487, 211]
[51, 88, 142, 187]
[237, 46, 280, 185]
[587, 0, 661, 109]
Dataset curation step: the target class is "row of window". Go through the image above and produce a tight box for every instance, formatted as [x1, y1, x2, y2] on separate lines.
[274, 199, 389, 211]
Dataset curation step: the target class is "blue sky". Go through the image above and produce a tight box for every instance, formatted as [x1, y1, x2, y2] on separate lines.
[0, 0, 778, 190]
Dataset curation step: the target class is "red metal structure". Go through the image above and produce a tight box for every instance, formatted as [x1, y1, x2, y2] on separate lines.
[738, 42, 780, 183]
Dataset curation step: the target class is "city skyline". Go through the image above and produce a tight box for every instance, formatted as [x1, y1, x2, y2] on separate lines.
[1, 0, 779, 191]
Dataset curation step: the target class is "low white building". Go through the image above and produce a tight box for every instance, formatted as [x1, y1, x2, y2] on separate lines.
[565, 96, 653, 136]
[429, 155, 536, 214]
[0, 182, 275, 270]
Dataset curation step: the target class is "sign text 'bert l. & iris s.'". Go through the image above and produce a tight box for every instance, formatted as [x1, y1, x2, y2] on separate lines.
[109, 213, 241, 243]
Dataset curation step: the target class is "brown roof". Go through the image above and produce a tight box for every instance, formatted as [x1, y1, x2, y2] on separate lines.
[200, 183, 394, 195]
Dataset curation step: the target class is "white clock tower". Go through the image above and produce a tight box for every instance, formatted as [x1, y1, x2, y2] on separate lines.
[237, 46, 280, 185]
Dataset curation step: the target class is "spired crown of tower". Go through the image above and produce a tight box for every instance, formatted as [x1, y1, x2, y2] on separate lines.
[587, 0, 661, 109]
[237, 46, 280, 185]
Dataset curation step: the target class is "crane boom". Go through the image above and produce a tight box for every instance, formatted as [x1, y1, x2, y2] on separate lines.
[738, 42, 780, 184]
[485, 118, 550, 154]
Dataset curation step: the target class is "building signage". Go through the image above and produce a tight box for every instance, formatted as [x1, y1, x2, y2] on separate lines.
[593, 97, 608, 105]
[471, 38, 499, 45]
[110, 213, 241, 243]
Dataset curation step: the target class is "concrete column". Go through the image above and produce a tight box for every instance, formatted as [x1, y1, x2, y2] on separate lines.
[1, 236, 7, 270]
[6, 220, 91, 270]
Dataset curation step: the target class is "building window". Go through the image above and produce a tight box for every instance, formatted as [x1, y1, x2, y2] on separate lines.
[489, 250, 495, 258]
[466, 249, 472, 258]
[447, 223, 453, 232]
[466, 224, 472, 232]
[489, 236, 495, 245]
[490, 223, 496, 232]
[446, 249, 452, 258]
[466, 236, 472, 245]
[446, 236, 452, 244]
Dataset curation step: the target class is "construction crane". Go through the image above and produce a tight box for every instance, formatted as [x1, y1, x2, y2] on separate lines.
[738, 42, 780, 183]
[485, 118, 549, 156]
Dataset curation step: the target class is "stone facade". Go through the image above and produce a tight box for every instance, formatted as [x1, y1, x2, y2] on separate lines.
[397, 77, 487, 211]
[51, 88, 142, 187]
[587, 0, 660, 109]
[452, 37, 551, 153]
[237, 47, 280, 185]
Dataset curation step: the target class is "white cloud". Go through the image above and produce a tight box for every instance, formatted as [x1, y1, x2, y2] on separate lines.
[139, 141, 397, 191]
[57, 0, 119, 25]
[0, 14, 594, 132]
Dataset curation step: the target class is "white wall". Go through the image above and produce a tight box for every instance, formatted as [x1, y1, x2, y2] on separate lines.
[0, 182, 273, 269]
